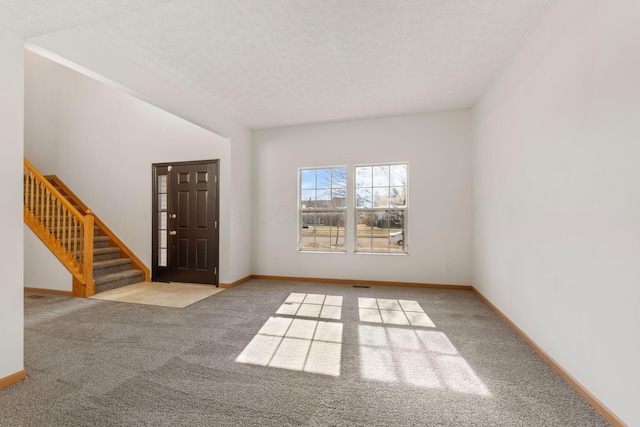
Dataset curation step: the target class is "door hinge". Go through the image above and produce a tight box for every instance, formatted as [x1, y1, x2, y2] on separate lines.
[215, 220, 217, 228]
[214, 267, 217, 275]
[214, 175, 217, 183]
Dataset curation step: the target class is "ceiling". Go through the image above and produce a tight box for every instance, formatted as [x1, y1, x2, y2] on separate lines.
[1, 0, 555, 130]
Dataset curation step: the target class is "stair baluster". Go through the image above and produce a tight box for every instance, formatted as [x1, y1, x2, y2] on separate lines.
[25, 158, 150, 296]
[23, 159, 95, 297]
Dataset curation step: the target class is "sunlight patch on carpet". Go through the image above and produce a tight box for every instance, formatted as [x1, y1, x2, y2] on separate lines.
[236, 316, 343, 377]
[237, 292, 345, 376]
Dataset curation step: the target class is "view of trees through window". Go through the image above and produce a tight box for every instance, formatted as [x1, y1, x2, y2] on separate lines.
[299, 167, 347, 252]
[299, 164, 407, 253]
[355, 164, 407, 253]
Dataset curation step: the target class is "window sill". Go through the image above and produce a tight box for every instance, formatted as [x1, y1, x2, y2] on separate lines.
[354, 251, 408, 256]
[298, 250, 347, 254]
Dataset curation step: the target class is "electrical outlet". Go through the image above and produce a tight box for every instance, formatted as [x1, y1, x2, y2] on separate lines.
[443, 261, 451, 270]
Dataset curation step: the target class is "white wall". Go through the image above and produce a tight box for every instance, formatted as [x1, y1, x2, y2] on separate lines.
[228, 132, 253, 282]
[27, 29, 253, 284]
[253, 110, 472, 284]
[0, 27, 24, 382]
[24, 225, 71, 292]
[24, 51, 234, 287]
[473, 0, 640, 424]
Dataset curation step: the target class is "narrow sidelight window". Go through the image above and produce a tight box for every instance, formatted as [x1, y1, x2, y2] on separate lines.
[157, 174, 168, 266]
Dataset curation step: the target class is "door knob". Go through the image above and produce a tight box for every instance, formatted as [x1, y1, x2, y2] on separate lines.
[169, 230, 177, 236]
[170, 213, 177, 219]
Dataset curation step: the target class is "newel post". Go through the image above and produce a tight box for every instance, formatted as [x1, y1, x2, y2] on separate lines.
[83, 210, 95, 297]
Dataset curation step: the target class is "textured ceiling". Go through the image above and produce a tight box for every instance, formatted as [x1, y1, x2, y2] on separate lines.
[4, 0, 555, 129]
[0, 0, 173, 38]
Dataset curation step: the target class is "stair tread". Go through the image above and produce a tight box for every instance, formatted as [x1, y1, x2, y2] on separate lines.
[93, 258, 131, 268]
[65, 235, 109, 243]
[94, 269, 142, 285]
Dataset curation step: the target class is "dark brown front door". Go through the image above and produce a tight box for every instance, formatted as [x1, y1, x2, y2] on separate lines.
[152, 160, 219, 285]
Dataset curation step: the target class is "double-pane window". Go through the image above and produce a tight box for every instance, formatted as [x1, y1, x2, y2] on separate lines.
[298, 163, 407, 253]
[299, 167, 347, 252]
[355, 164, 407, 253]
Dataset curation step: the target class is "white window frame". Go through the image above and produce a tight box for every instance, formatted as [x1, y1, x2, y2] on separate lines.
[298, 166, 348, 253]
[354, 162, 408, 254]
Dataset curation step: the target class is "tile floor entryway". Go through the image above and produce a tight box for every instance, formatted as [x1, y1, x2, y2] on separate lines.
[90, 281, 223, 308]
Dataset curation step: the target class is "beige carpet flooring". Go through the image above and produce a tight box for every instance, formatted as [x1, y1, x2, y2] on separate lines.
[6, 279, 610, 425]
[90, 281, 223, 308]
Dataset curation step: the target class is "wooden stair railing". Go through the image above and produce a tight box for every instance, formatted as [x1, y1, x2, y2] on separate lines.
[24, 159, 151, 297]
[24, 159, 95, 297]
[45, 174, 150, 286]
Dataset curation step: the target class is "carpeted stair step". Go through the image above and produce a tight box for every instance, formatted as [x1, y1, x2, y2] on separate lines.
[30, 177, 147, 297]
[92, 236, 111, 249]
[95, 269, 144, 293]
[93, 258, 132, 276]
[93, 247, 121, 261]
[67, 235, 110, 249]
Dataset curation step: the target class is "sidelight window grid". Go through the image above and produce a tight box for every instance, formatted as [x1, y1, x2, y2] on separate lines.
[299, 167, 347, 252]
[157, 174, 168, 266]
[354, 163, 408, 253]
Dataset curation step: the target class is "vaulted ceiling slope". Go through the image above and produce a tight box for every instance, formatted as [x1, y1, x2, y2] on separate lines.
[2, 0, 555, 129]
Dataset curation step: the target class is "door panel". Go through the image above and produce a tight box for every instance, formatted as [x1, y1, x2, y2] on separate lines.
[196, 239, 207, 269]
[152, 160, 219, 285]
[197, 190, 208, 228]
[178, 191, 190, 228]
[178, 238, 189, 269]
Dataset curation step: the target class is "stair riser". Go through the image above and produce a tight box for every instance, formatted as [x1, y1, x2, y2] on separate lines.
[94, 240, 110, 249]
[76, 249, 120, 261]
[94, 262, 132, 276]
[60, 238, 110, 249]
[96, 273, 143, 293]
[66, 238, 110, 249]
[93, 252, 121, 262]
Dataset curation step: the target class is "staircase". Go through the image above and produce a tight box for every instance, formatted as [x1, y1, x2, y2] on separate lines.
[24, 159, 150, 296]
[93, 245, 145, 292]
